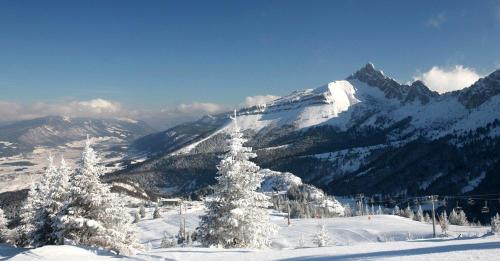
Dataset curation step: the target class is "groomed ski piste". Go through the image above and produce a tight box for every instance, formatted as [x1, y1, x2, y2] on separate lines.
[2, 203, 500, 261]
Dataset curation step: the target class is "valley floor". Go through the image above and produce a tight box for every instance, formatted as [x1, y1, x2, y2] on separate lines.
[2, 204, 499, 260]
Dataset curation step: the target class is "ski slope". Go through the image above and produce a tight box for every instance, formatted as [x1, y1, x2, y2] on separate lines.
[3, 204, 499, 260]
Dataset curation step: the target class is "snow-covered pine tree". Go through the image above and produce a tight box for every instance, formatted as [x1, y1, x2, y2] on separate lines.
[197, 111, 277, 249]
[424, 212, 431, 223]
[439, 211, 449, 236]
[365, 204, 370, 215]
[415, 205, 424, 222]
[403, 206, 414, 219]
[160, 232, 176, 248]
[185, 230, 192, 247]
[449, 209, 468, 226]
[457, 210, 469, 226]
[153, 206, 161, 219]
[19, 155, 63, 247]
[313, 224, 330, 247]
[0, 208, 8, 243]
[177, 218, 185, 244]
[376, 205, 383, 215]
[17, 179, 41, 246]
[393, 205, 400, 216]
[133, 212, 140, 223]
[57, 137, 140, 254]
[139, 205, 146, 218]
[491, 213, 500, 234]
[46, 156, 72, 245]
[343, 204, 352, 217]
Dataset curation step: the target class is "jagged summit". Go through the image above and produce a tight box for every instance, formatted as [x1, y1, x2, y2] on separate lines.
[348, 63, 388, 82]
[457, 68, 500, 108]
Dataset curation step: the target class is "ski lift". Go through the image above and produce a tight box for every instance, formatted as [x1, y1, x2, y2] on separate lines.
[467, 198, 475, 205]
[481, 201, 490, 214]
[454, 201, 462, 212]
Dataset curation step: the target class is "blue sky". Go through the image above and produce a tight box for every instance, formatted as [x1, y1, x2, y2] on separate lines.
[1, 0, 499, 126]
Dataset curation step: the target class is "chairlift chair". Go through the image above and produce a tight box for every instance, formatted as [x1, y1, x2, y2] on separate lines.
[481, 201, 490, 214]
[467, 198, 475, 205]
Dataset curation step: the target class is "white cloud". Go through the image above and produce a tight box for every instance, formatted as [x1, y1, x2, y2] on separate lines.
[413, 65, 482, 94]
[0, 98, 125, 122]
[174, 102, 226, 114]
[241, 95, 280, 107]
[0, 94, 282, 130]
[426, 13, 447, 28]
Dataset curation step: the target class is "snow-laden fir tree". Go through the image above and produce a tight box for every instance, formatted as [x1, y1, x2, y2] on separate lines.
[393, 205, 400, 216]
[491, 213, 500, 234]
[449, 209, 469, 226]
[403, 206, 414, 219]
[197, 111, 277, 248]
[376, 205, 383, 215]
[160, 232, 176, 248]
[415, 205, 424, 222]
[18, 155, 66, 247]
[0, 208, 8, 243]
[313, 224, 330, 247]
[139, 205, 146, 218]
[153, 206, 161, 219]
[57, 138, 140, 254]
[343, 204, 352, 217]
[133, 212, 140, 223]
[439, 211, 449, 236]
[424, 212, 431, 223]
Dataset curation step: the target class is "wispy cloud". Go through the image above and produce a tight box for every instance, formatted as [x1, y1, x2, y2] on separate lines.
[240, 95, 280, 107]
[0, 94, 284, 129]
[413, 65, 482, 94]
[426, 13, 447, 28]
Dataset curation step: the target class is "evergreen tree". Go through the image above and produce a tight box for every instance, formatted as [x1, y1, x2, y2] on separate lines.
[133, 212, 141, 223]
[160, 233, 176, 248]
[197, 111, 277, 248]
[393, 205, 400, 216]
[0, 208, 8, 243]
[20, 156, 62, 247]
[491, 213, 500, 234]
[139, 205, 146, 218]
[153, 206, 161, 219]
[57, 138, 140, 254]
[343, 204, 352, 217]
[424, 212, 431, 223]
[449, 209, 469, 226]
[313, 224, 330, 247]
[185, 230, 192, 247]
[376, 205, 383, 215]
[415, 205, 424, 222]
[439, 211, 449, 236]
[403, 206, 414, 219]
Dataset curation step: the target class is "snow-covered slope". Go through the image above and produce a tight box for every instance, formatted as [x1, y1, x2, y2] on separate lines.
[3, 205, 500, 260]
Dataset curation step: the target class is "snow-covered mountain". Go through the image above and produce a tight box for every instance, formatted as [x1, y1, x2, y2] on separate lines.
[113, 63, 500, 197]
